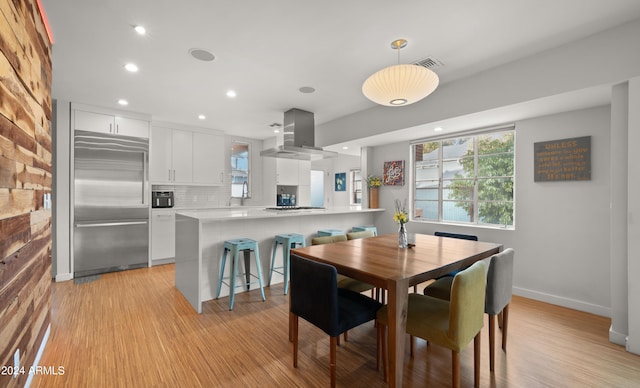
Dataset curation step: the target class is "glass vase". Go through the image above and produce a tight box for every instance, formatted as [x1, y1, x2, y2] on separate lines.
[398, 223, 408, 248]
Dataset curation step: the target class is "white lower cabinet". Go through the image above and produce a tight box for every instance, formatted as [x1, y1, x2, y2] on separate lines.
[151, 210, 175, 262]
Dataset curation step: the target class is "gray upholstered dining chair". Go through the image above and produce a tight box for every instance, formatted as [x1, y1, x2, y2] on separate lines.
[423, 248, 515, 371]
[290, 253, 382, 387]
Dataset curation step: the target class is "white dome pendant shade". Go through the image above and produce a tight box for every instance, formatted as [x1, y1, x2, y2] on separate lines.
[362, 39, 439, 107]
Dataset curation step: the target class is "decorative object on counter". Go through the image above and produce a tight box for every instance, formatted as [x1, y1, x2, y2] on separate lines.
[383, 160, 405, 186]
[334, 172, 346, 191]
[394, 199, 408, 248]
[362, 39, 439, 107]
[367, 175, 381, 209]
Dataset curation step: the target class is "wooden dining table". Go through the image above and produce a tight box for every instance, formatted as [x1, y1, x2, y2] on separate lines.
[291, 232, 502, 387]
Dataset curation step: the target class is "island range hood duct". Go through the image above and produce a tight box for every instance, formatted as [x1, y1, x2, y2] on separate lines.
[260, 108, 338, 160]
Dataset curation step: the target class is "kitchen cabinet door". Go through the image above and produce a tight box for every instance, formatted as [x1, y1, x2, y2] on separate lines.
[171, 129, 193, 183]
[74, 110, 114, 134]
[75, 110, 149, 138]
[151, 210, 175, 261]
[150, 126, 173, 183]
[115, 116, 149, 138]
[276, 158, 299, 185]
[193, 132, 224, 185]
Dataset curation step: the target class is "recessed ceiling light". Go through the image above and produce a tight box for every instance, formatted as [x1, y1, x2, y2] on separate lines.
[198, 114, 206, 120]
[188, 48, 215, 62]
[299, 86, 316, 94]
[273, 129, 280, 133]
[124, 63, 138, 72]
[118, 99, 128, 106]
[134, 25, 146, 35]
[342, 146, 349, 150]
[434, 127, 444, 132]
[226, 90, 237, 98]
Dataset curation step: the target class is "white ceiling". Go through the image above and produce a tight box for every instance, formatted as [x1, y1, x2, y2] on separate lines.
[42, 0, 640, 146]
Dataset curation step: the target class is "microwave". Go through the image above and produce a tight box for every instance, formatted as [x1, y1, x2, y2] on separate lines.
[152, 191, 174, 208]
[276, 193, 296, 207]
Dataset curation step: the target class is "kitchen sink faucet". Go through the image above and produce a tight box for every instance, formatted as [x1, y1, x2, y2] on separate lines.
[241, 180, 248, 206]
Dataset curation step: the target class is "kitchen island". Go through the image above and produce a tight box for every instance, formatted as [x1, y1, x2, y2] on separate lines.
[175, 207, 384, 313]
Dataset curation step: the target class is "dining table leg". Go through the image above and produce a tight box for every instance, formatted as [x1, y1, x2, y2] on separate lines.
[386, 278, 409, 388]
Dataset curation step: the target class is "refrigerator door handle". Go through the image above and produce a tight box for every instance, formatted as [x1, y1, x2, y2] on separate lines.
[75, 221, 148, 228]
[142, 152, 147, 205]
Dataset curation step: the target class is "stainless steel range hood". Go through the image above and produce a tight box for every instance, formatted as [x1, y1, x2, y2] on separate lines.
[260, 108, 338, 160]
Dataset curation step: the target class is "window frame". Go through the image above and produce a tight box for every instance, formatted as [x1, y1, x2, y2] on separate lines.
[411, 126, 515, 229]
[350, 169, 362, 205]
[231, 141, 250, 198]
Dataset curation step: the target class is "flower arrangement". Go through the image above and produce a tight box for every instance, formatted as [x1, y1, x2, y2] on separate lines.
[367, 175, 382, 188]
[393, 199, 408, 224]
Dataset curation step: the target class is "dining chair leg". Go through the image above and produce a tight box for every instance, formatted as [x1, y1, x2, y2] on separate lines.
[377, 322, 388, 383]
[502, 304, 510, 352]
[409, 335, 414, 356]
[498, 310, 504, 329]
[452, 350, 460, 388]
[330, 336, 338, 388]
[289, 311, 294, 342]
[344, 331, 348, 342]
[474, 332, 481, 388]
[292, 314, 299, 368]
[489, 313, 496, 371]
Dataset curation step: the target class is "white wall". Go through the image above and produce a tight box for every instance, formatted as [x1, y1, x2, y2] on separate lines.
[370, 106, 612, 316]
[627, 77, 640, 353]
[311, 154, 361, 208]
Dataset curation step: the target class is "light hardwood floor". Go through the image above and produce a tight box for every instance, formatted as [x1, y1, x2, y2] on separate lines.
[33, 264, 640, 387]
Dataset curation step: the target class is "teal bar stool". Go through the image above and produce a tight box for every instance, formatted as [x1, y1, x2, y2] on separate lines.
[352, 225, 378, 236]
[216, 238, 266, 310]
[317, 229, 344, 237]
[269, 233, 306, 294]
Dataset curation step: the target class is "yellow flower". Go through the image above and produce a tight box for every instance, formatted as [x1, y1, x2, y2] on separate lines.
[367, 175, 382, 188]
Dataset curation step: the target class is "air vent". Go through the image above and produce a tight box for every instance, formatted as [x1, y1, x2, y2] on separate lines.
[269, 122, 282, 128]
[414, 56, 444, 69]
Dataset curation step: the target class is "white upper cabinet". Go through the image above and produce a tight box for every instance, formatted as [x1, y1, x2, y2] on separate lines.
[74, 109, 149, 138]
[150, 124, 224, 186]
[193, 132, 225, 185]
[276, 158, 299, 186]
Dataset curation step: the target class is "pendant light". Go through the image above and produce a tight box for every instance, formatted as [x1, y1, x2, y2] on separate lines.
[362, 39, 439, 106]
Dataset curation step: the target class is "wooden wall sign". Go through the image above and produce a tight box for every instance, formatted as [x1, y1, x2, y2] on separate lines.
[534, 136, 591, 182]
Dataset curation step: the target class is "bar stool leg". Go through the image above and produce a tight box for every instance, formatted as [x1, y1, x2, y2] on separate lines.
[269, 239, 279, 287]
[229, 248, 240, 310]
[216, 248, 228, 299]
[254, 245, 266, 301]
[283, 242, 291, 295]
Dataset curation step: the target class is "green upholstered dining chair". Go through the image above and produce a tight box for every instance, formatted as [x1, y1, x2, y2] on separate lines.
[346, 230, 375, 240]
[290, 254, 382, 388]
[377, 261, 487, 388]
[423, 248, 515, 371]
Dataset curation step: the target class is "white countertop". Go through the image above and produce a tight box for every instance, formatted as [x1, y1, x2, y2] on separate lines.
[176, 206, 384, 221]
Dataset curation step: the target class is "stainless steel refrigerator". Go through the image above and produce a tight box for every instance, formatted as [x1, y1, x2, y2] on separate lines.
[73, 130, 149, 277]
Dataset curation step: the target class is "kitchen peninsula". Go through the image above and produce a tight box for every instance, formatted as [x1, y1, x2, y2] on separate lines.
[175, 207, 383, 313]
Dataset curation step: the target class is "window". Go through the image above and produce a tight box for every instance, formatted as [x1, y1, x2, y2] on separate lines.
[350, 169, 362, 205]
[231, 142, 250, 198]
[412, 128, 514, 227]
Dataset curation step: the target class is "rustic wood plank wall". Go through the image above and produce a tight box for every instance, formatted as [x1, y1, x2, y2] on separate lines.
[0, 0, 52, 386]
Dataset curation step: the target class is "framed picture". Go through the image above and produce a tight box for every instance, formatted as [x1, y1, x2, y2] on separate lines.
[334, 172, 346, 191]
[383, 160, 405, 186]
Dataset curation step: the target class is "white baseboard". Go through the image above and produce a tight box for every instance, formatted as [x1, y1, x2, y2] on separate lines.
[25, 324, 51, 388]
[513, 286, 611, 317]
[609, 326, 628, 346]
[55, 273, 73, 282]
